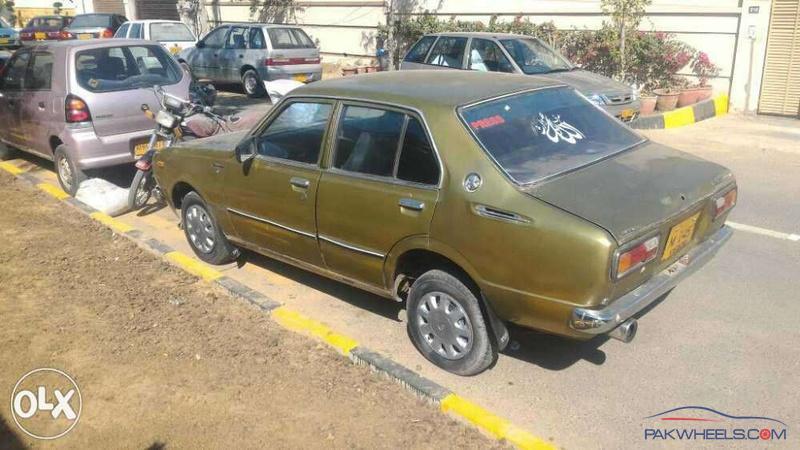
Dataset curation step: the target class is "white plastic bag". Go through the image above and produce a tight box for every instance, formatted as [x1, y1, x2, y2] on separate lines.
[264, 79, 304, 104]
[75, 178, 130, 217]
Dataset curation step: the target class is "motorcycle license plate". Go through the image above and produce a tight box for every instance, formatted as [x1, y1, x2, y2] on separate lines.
[134, 139, 167, 157]
[0, 38, 8, 45]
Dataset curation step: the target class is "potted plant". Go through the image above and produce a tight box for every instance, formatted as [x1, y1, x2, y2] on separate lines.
[678, 51, 719, 107]
[640, 92, 657, 115]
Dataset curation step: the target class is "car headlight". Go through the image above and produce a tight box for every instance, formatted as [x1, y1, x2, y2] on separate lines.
[587, 94, 606, 106]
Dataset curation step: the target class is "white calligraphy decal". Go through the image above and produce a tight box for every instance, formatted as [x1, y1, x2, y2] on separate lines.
[532, 113, 585, 144]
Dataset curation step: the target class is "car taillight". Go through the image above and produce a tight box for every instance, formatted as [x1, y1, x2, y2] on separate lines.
[101, 28, 114, 38]
[135, 159, 151, 170]
[265, 58, 290, 66]
[20, 32, 33, 40]
[614, 236, 660, 279]
[714, 188, 737, 219]
[66, 95, 91, 123]
[60, 31, 74, 40]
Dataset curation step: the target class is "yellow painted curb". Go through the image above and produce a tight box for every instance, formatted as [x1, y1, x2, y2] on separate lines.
[441, 394, 555, 450]
[663, 106, 695, 128]
[89, 211, 134, 234]
[37, 183, 70, 200]
[0, 161, 24, 175]
[714, 94, 729, 116]
[164, 251, 223, 282]
[271, 306, 359, 355]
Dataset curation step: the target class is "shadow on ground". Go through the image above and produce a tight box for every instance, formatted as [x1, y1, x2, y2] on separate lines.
[0, 414, 26, 450]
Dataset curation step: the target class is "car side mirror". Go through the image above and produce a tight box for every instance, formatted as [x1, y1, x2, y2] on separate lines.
[235, 137, 256, 163]
[195, 41, 205, 49]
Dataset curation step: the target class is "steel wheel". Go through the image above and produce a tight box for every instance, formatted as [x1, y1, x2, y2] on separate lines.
[57, 154, 74, 192]
[185, 204, 216, 254]
[415, 291, 474, 360]
[243, 72, 258, 95]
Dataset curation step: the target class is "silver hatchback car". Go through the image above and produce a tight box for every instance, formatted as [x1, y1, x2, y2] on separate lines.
[400, 32, 641, 122]
[179, 24, 322, 98]
[0, 40, 191, 195]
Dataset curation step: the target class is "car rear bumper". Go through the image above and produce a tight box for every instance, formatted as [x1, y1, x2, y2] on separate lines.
[62, 125, 151, 169]
[261, 64, 322, 83]
[569, 225, 733, 335]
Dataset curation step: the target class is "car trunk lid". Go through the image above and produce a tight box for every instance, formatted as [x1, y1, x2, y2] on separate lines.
[524, 141, 734, 243]
[88, 84, 187, 137]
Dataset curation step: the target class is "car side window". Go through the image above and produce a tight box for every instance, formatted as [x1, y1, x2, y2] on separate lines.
[256, 102, 333, 164]
[404, 36, 437, 63]
[425, 36, 467, 68]
[333, 106, 405, 178]
[468, 38, 514, 73]
[27, 53, 54, 90]
[397, 118, 439, 185]
[226, 26, 247, 49]
[130, 22, 143, 39]
[116, 23, 130, 38]
[202, 27, 227, 48]
[249, 28, 265, 49]
[1, 52, 31, 90]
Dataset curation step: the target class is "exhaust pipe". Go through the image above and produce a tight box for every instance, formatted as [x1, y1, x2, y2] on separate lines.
[608, 319, 637, 343]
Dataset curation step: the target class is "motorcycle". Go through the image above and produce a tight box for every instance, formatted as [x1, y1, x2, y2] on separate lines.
[127, 86, 262, 211]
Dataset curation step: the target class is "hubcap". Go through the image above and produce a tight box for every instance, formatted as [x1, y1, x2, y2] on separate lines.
[416, 292, 474, 360]
[185, 204, 216, 254]
[57, 156, 73, 191]
[244, 74, 257, 94]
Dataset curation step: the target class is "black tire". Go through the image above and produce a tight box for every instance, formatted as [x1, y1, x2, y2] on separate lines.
[54, 145, 86, 196]
[0, 142, 16, 160]
[406, 269, 496, 376]
[128, 169, 154, 210]
[241, 68, 265, 98]
[181, 191, 238, 265]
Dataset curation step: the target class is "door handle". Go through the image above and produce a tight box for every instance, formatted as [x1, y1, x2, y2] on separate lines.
[37, 102, 46, 110]
[211, 162, 224, 173]
[290, 177, 310, 189]
[239, 54, 244, 58]
[398, 198, 425, 211]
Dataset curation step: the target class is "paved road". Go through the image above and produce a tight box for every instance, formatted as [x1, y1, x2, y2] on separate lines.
[5, 112, 798, 448]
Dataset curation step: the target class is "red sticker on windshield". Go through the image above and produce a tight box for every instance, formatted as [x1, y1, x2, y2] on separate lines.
[470, 115, 505, 130]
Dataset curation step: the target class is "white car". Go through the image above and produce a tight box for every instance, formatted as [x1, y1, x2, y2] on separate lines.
[115, 20, 197, 55]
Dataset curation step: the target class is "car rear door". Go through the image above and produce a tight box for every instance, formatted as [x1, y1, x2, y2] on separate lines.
[191, 26, 228, 81]
[19, 51, 57, 157]
[224, 100, 335, 266]
[316, 103, 441, 288]
[0, 50, 31, 148]
[422, 36, 468, 70]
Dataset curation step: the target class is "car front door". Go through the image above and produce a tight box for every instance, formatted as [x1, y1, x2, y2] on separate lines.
[0, 50, 31, 148]
[191, 26, 228, 80]
[224, 100, 335, 266]
[316, 104, 441, 288]
[219, 26, 248, 83]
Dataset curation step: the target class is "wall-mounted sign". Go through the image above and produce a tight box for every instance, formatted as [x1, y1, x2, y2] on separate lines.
[749, 6, 760, 14]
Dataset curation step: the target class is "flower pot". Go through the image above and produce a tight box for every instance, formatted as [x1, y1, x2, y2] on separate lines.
[654, 88, 680, 111]
[365, 66, 381, 73]
[341, 68, 358, 77]
[677, 85, 713, 107]
[640, 95, 657, 115]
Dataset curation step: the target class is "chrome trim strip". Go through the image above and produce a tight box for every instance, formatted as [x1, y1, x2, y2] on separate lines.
[227, 207, 317, 239]
[318, 235, 385, 258]
[473, 204, 530, 224]
[571, 225, 733, 335]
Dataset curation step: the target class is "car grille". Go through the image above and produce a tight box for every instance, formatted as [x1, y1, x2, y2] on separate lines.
[604, 93, 635, 105]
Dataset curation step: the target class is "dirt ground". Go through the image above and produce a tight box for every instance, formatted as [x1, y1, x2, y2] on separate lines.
[0, 172, 501, 449]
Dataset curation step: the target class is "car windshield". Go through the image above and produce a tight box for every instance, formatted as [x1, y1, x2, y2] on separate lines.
[499, 38, 573, 74]
[75, 45, 181, 93]
[150, 22, 195, 42]
[70, 15, 112, 28]
[460, 87, 644, 185]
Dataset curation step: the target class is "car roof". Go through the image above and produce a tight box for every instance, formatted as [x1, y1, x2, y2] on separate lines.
[294, 70, 563, 109]
[426, 31, 535, 40]
[218, 23, 303, 29]
[20, 39, 163, 52]
[124, 19, 185, 24]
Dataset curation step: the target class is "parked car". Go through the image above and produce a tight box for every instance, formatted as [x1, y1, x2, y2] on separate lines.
[115, 20, 197, 55]
[401, 32, 641, 122]
[153, 71, 736, 375]
[19, 15, 73, 43]
[0, 16, 21, 49]
[179, 23, 321, 98]
[0, 50, 11, 70]
[0, 40, 191, 195]
[64, 13, 128, 41]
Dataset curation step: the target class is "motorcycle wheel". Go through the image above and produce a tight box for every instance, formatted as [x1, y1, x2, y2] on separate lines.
[128, 169, 154, 210]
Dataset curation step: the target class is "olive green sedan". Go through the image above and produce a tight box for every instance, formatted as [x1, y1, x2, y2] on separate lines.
[153, 71, 736, 375]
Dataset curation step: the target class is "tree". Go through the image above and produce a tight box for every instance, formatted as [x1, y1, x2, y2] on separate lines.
[53, 2, 63, 15]
[0, 0, 16, 27]
[249, 0, 300, 23]
[601, 0, 652, 79]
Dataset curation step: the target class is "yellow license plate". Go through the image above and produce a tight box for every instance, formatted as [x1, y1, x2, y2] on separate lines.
[619, 108, 635, 120]
[662, 213, 700, 261]
[292, 73, 309, 82]
[78, 34, 93, 40]
[0, 38, 8, 44]
[169, 46, 181, 55]
[134, 140, 166, 157]
[35, 32, 46, 40]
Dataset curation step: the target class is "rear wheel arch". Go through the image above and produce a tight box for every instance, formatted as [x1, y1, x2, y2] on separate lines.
[240, 64, 257, 77]
[49, 136, 63, 154]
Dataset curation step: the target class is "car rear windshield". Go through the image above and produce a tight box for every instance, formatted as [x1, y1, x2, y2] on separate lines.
[150, 22, 195, 42]
[75, 45, 181, 93]
[28, 17, 64, 28]
[70, 15, 113, 28]
[460, 87, 644, 185]
[267, 28, 315, 49]
[499, 38, 573, 75]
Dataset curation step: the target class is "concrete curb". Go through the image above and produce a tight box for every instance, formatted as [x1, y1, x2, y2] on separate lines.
[631, 94, 729, 129]
[0, 165, 556, 450]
